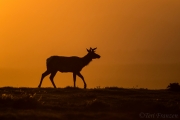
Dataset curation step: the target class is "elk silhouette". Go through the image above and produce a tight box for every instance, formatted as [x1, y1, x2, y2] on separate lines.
[38, 47, 101, 89]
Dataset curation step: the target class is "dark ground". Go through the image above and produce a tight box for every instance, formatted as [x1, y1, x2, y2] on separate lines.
[0, 87, 179, 120]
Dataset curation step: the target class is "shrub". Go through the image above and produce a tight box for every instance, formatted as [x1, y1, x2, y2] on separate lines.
[167, 83, 180, 91]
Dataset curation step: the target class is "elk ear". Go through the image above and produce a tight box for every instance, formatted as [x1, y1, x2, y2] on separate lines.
[86, 48, 90, 52]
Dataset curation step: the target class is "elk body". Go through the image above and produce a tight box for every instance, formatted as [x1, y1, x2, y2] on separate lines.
[38, 48, 100, 89]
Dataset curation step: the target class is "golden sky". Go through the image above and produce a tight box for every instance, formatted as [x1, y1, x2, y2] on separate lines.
[0, 0, 180, 89]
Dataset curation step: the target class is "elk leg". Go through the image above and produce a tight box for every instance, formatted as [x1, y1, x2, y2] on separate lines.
[38, 70, 50, 88]
[77, 72, 87, 89]
[73, 72, 76, 87]
[49, 71, 57, 88]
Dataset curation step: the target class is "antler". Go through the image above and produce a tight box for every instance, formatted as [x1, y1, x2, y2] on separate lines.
[92, 47, 97, 51]
[87, 47, 97, 52]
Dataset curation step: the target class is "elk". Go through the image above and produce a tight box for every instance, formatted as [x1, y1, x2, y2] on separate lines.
[38, 47, 101, 89]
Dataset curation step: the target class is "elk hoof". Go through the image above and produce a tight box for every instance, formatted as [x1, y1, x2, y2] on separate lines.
[84, 84, 87, 89]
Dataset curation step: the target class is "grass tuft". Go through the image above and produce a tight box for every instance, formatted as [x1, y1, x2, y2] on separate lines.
[0, 92, 42, 109]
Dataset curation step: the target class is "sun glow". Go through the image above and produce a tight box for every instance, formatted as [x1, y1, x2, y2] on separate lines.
[0, 0, 180, 89]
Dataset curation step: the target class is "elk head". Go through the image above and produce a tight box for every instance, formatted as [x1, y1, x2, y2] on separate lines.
[86, 47, 101, 59]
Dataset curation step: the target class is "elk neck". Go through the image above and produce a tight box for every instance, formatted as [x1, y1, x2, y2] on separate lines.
[82, 53, 93, 66]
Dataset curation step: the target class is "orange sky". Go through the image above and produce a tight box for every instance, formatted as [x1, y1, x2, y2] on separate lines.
[0, 0, 180, 89]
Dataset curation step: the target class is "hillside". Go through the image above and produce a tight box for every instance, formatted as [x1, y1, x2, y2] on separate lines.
[0, 87, 179, 120]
